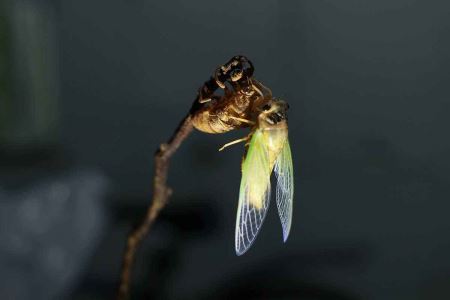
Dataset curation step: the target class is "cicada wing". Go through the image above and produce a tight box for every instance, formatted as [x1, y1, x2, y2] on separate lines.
[235, 130, 271, 256]
[274, 139, 294, 242]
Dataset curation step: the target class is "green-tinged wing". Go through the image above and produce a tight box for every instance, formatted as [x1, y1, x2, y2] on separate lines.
[235, 130, 271, 255]
[274, 139, 294, 242]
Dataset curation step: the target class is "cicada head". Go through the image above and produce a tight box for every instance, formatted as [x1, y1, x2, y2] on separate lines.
[256, 98, 289, 130]
[214, 55, 254, 89]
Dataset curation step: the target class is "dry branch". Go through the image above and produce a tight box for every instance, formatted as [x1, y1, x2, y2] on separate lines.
[117, 55, 255, 299]
[117, 114, 194, 300]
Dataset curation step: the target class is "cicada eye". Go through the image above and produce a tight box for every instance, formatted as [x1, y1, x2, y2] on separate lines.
[262, 104, 271, 111]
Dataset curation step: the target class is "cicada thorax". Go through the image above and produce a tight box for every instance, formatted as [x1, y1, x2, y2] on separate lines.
[191, 78, 272, 134]
[244, 98, 290, 171]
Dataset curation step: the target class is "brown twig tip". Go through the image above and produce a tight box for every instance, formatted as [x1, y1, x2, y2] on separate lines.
[117, 115, 193, 300]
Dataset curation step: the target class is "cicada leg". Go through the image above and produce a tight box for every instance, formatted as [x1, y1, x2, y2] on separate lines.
[218, 128, 254, 152]
[219, 137, 249, 152]
[251, 79, 273, 99]
[228, 116, 255, 126]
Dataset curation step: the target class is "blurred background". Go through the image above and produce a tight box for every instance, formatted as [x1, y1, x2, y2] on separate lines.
[1, 0, 450, 299]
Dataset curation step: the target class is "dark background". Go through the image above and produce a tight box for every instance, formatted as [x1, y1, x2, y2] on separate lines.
[1, 0, 450, 299]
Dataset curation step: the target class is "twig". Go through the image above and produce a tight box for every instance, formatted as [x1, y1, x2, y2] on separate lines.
[117, 55, 254, 299]
[117, 114, 194, 300]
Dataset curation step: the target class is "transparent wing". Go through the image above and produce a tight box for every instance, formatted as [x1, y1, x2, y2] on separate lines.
[274, 139, 294, 242]
[235, 130, 271, 255]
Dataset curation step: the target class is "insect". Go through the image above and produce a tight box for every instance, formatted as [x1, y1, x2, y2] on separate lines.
[234, 99, 293, 255]
[191, 56, 294, 255]
[191, 55, 273, 134]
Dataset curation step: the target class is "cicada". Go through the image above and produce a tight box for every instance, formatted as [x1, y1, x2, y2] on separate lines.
[233, 99, 293, 255]
[191, 56, 294, 255]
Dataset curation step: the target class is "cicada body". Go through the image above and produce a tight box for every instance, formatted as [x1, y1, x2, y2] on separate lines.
[191, 56, 272, 134]
[235, 99, 294, 255]
[191, 78, 272, 133]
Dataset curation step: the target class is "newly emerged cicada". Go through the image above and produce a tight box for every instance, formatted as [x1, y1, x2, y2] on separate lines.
[233, 98, 293, 255]
[191, 56, 294, 255]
